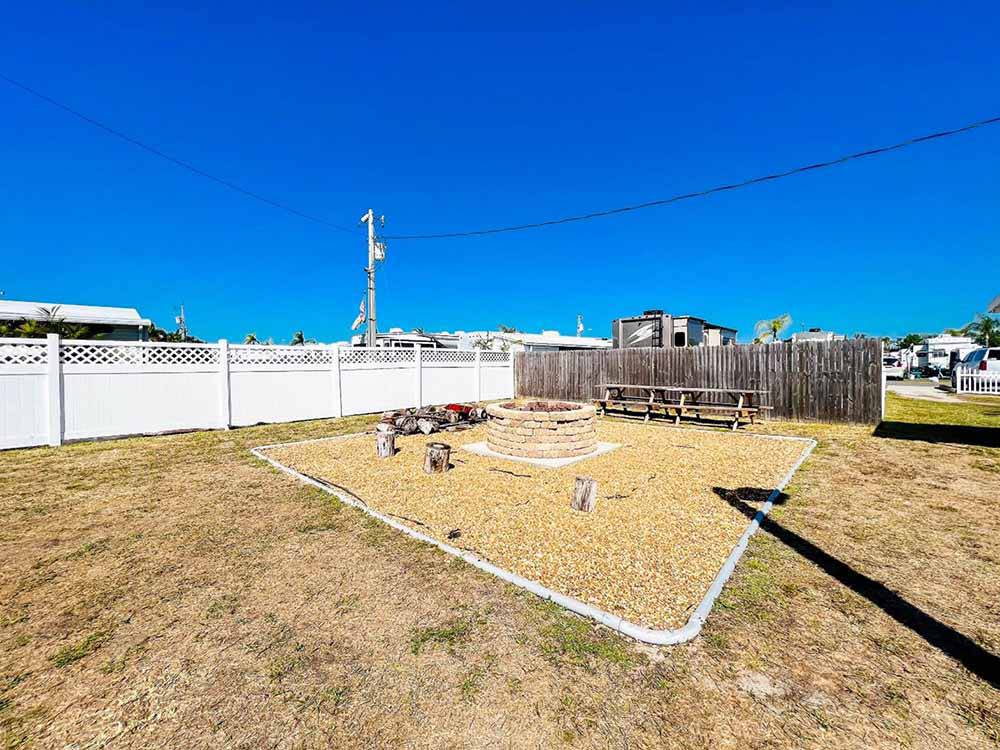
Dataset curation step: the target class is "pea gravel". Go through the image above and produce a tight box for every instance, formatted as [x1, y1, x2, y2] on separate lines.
[265, 421, 810, 629]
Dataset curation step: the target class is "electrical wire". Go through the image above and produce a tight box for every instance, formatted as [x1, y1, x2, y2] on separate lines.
[382, 114, 1000, 240]
[5, 72, 997, 242]
[1, 73, 361, 234]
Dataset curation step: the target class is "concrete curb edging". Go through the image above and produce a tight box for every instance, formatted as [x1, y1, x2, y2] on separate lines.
[251, 430, 817, 646]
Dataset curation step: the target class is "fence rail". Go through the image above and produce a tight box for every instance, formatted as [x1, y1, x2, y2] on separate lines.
[955, 370, 1000, 395]
[515, 339, 883, 424]
[0, 336, 513, 450]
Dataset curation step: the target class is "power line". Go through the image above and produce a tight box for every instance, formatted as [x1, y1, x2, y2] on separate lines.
[383, 114, 1000, 240]
[5, 71, 998, 242]
[1, 73, 360, 234]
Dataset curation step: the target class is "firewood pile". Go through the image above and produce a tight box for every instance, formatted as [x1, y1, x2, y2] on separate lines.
[376, 403, 488, 436]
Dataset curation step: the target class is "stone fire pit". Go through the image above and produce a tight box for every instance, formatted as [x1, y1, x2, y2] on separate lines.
[485, 401, 597, 459]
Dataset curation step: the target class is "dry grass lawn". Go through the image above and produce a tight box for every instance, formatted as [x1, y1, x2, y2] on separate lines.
[265, 422, 809, 629]
[1, 394, 998, 749]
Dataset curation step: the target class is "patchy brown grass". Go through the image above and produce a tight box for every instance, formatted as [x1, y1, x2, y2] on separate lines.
[1, 395, 998, 749]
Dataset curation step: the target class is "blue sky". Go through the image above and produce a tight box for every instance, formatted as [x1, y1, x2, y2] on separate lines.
[2, 2, 998, 343]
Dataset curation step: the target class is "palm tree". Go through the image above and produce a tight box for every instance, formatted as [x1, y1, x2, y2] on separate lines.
[964, 314, 1000, 347]
[753, 314, 792, 344]
[1, 306, 99, 339]
[19, 306, 61, 337]
[60, 322, 96, 340]
[34, 305, 64, 322]
[289, 331, 316, 346]
[244, 333, 260, 345]
[15, 319, 49, 338]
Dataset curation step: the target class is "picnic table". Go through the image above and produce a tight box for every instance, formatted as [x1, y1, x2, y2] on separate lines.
[594, 383, 771, 430]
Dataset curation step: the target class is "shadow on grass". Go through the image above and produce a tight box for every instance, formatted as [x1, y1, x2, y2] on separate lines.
[874, 421, 1000, 448]
[713, 486, 1000, 691]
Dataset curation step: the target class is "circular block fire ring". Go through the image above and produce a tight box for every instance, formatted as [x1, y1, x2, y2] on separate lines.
[485, 401, 597, 459]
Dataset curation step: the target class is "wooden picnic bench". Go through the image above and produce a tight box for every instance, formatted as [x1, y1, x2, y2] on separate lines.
[594, 383, 772, 430]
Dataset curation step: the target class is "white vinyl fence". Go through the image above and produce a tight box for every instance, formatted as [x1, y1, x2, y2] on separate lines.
[0, 336, 514, 450]
[954, 369, 1000, 395]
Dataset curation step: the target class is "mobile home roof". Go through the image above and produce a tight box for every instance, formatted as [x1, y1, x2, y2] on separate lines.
[0, 300, 151, 327]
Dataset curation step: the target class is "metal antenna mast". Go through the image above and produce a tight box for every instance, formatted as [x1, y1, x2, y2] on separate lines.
[175, 304, 188, 340]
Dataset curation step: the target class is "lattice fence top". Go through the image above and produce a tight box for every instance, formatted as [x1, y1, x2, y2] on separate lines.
[339, 348, 415, 367]
[230, 346, 335, 366]
[422, 349, 477, 364]
[0, 341, 48, 366]
[480, 351, 512, 364]
[61, 342, 220, 367]
[0, 339, 512, 369]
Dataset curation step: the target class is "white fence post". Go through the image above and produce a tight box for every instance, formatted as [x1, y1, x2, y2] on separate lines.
[414, 345, 423, 408]
[218, 339, 231, 429]
[46, 333, 63, 446]
[330, 344, 343, 417]
[510, 351, 516, 398]
[474, 349, 482, 402]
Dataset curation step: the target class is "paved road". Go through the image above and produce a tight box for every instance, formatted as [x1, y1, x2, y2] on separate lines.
[886, 381, 963, 403]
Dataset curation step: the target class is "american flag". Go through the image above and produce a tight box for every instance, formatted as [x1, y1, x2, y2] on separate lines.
[350, 298, 366, 330]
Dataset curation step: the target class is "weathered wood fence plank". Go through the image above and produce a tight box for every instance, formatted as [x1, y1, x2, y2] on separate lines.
[515, 339, 882, 424]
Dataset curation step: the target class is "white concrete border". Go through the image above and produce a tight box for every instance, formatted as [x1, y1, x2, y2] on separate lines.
[251, 428, 817, 646]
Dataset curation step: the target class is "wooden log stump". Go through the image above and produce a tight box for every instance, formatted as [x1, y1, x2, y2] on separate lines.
[571, 476, 598, 512]
[376, 429, 396, 459]
[424, 442, 451, 474]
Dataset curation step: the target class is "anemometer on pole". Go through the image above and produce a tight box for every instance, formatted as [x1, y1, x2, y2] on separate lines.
[360, 209, 387, 347]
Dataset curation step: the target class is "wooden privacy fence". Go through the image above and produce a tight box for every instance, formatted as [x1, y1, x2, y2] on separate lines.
[515, 339, 884, 424]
